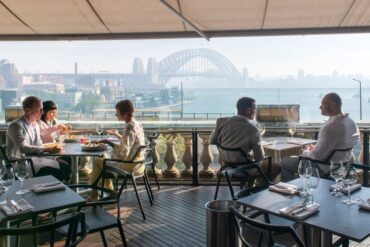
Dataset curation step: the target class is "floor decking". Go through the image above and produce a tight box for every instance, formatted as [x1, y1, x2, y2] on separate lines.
[37, 184, 370, 247]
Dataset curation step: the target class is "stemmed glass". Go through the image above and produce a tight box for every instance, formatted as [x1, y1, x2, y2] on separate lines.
[0, 163, 14, 204]
[257, 122, 266, 142]
[307, 168, 320, 205]
[14, 160, 30, 195]
[298, 160, 312, 196]
[96, 124, 104, 140]
[342, 165, 357, 205]
[330, 160, 344, 196]
[288, 122, 297, 141]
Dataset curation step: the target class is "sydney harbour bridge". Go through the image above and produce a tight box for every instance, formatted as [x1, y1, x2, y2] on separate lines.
[30, 48, 246, 87]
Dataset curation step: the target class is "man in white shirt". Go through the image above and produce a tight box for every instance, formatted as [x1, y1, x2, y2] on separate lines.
[281, 92, 360, 181]
[210, 97, 280, 180]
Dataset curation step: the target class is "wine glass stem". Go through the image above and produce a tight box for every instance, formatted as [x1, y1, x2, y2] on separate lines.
[21, 180, 23, 191]
[311, 189, 314, 204]
[348, 188, 351, 203]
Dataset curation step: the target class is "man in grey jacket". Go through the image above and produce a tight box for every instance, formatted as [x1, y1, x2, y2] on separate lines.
[281, 92, 360, 181]
[6, 96, 70, 181]
[210, 97, 280, 180]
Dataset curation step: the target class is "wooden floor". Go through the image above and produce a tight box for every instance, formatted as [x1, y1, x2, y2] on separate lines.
[34, 184, 370, 247]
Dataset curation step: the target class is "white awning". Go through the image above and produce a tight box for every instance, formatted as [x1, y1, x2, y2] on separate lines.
[0, 0, 370, 40]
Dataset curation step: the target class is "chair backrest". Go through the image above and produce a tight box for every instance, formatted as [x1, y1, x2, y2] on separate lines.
[0, 212, 86, 247]
[299, 147, 354, 166]
[0, 144, 9, 163]
[126, 145, 148, 163]
[231, 207, 305, 247]
[217, 144, 253, 167]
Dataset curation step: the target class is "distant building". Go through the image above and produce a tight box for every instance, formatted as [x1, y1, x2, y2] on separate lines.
[23, 81, 65, 93]
[0, 60, 21, 90]
[0, 89, 18, 111]
[57, 92, 82, 109]
[133, 58, 144, 74]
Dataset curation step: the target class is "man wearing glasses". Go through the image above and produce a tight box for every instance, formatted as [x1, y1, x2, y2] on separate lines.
[6, 96, 70, 181]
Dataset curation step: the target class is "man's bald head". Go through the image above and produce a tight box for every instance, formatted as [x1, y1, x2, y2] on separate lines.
[320, 92, 343, 116]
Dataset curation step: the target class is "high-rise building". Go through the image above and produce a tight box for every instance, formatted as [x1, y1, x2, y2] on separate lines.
[133, 58, 144, 74]
[0, 89, 18, 111]
[0, 60, 21, 90]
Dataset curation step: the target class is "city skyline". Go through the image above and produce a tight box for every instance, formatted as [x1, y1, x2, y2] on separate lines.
[0, 33, 370, 79]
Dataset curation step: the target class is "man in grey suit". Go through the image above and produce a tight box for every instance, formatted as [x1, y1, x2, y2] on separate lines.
[6, 96, 70, 181]
[210, 97, 280, 180]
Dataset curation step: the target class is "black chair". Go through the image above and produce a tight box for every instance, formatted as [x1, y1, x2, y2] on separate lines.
[214, 144, 273, 200]
[146, 132, 160, 190]
[58, 165, 129, 247]
[231, 207, 306, 247]
[0, 212, 86, 247]
[102, 145, 153, 220]
[298, 147, 354, 178]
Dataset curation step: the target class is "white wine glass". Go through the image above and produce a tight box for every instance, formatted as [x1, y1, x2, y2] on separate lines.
[307, 168, 320, 205]
[96, 124, 104, 140]
[330, 160, 344, 196]
[15, 160, 30, 195]
[298, 160, 312, 196]
[257, 122, 266, 142]
[0, 164, 14, 204]
[288, 122, 297, 141]
[342, 165, 357, 205]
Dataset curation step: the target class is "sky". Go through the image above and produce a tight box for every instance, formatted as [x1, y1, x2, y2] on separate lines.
[1, 33, 370, 78]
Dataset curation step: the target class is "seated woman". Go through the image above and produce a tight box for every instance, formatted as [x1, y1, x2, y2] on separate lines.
[88, 99, 146, 201]
[38, 100, 72, 182]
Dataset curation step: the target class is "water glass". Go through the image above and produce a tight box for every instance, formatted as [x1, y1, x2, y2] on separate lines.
[342, 165, 357, 205]
[15, 160, 30, 195]
[330, 160, 344, 196]
[96, 124, 104, 140]
[288, 122, 297, 140]
[0, 164, 14, 204]
[307, 168, 320, 205]
[298, 160, 312, 196]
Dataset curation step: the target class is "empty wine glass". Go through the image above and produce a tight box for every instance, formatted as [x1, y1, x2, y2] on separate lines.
[342, 165, 357, 205]
[307, 168, 320, 205]
[0, 164, 14, 204]
[15, 160, 30, 195]
[288, 122, 297, 141]
[96, 124, 104, 140]
[298, 160, 312, 196]
[330, 160, 344, 196]
[257, 122, 266, 142]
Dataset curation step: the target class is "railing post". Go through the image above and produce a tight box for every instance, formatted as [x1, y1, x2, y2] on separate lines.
[192, 130, 198, 185]
[363, 130, 369, 186]
[147, 136, 162, 178]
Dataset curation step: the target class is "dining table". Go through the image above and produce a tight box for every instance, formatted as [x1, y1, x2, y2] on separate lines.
[237, 178, 370, 247]
[0, 175, 86, 246]
[262, 136, 317, 163]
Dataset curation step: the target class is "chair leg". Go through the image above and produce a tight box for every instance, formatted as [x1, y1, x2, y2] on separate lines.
[32, 216, 38, 247]
[151, 162, 160, 190]
[145, 170, 154, 202]
[117, 220, 128, 247]
[143, 174, 153, 206]
[214, 171, 222, 200]
[100, 230, 108, 247]
[225, 171, 236, 200]
[132, 178, 146, 220]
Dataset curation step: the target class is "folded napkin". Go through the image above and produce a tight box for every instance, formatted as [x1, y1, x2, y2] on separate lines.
[262, 141, 273, 146]
[359, 202, 370, 211]
[32, 182, 66, 193]
[279, 202, 320, 219]
[330, 182, 361, 193]
[287, 140, 304, 145]
[0, 199, 33, 216]
[269, 182, 299, 195]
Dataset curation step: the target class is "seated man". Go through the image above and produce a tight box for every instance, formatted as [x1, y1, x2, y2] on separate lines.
[210, 97, 280, 181]
[6, 96, 71, 182]
[281, 92, 360, 181]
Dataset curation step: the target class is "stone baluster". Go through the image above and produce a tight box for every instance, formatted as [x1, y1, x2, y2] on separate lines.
[148, 137, 162, 177]
[163, 135, 179, 178]
[199, 135, 214, 178]
[181, 135, 193, 178]
[358, 132, 364, 164]
[79, 156, 92, 180]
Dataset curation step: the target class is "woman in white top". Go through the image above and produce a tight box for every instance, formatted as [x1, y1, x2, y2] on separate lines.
[88, 99, 146, 201]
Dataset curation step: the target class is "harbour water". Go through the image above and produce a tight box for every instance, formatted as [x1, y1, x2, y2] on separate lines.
[183, 88, 370, 122]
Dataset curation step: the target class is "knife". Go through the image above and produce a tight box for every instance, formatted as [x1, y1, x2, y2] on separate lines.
[291, 204, 315, 215]
[10, 200, 22, 212]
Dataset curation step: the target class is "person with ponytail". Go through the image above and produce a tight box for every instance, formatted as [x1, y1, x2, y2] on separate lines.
[87, 99, 146, 201]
